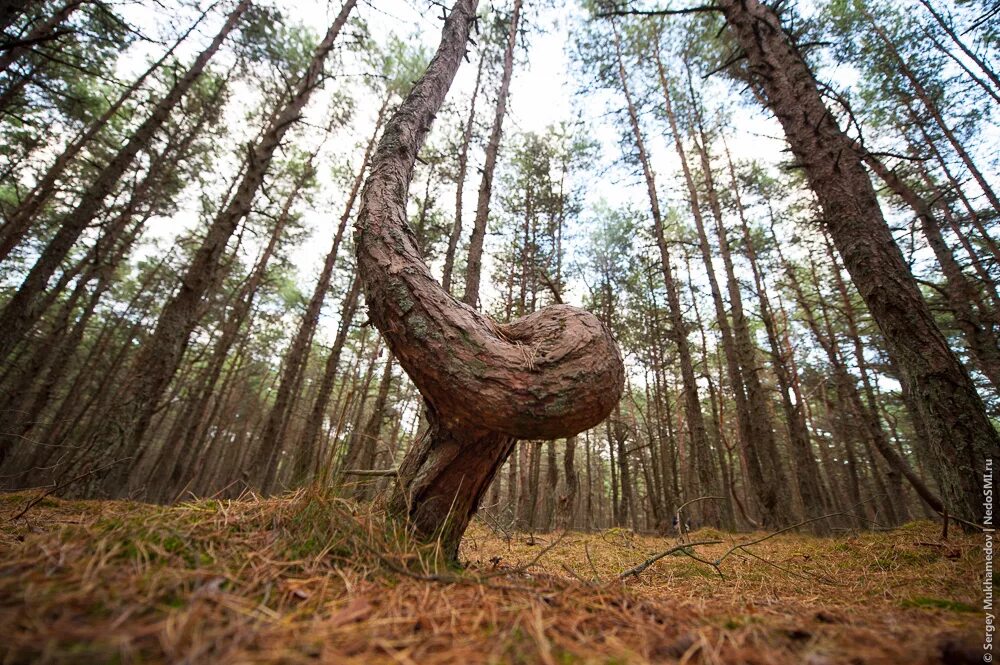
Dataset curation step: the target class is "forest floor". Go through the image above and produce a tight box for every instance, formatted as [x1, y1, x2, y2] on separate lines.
[0, 489, 986, 664]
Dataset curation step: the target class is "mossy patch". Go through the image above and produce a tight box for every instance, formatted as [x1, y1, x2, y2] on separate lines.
[901, 596, 977, 612]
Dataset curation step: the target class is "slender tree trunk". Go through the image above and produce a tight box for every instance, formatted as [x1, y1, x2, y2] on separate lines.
[0, 0, 80, 74]
[772, 220, 945, 518]
[462, 0, 521, 307]
[863, 151, 1000, 392]
[148, 170, 307, 500]
[611, 25, 721, 526]
[727, 147, 830, 524]
[863, 5, 1000, 215]
[90, 0, 356, 496]
[350, 358, 394, 499]
[441, 51, 484, 294]
[254, 97, 386, 493]
[686, 85, 792, 524]
[292, 273, 363, 483]
[660, 42, 768, 513]
[559, 435, 577, 527]
[917, 0, 1000, 91]
[0, 4, 206, 258]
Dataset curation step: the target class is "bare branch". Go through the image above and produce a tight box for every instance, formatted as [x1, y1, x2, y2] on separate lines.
[594, 4, 721, 18]
[619, 540, 724, 579]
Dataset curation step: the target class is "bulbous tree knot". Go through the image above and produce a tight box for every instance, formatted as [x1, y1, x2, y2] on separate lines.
[356, 201, 625, 441]
[351, 0, 625, 444]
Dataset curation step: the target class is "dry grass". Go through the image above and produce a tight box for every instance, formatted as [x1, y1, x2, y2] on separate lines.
[0, 490, 986, 664]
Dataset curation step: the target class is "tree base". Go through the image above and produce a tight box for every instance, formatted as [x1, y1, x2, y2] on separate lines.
[387, 417, 515, 560]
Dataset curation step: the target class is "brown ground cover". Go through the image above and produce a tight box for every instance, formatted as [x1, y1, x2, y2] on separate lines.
[0, 490, 985, 664]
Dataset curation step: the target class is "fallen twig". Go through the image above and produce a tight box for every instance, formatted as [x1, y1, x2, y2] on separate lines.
[715, 512, 847, 565]
[9, 457, 131, 522]
[619, 540, 723, 579]
[342, 469, 398, 477]
[619, 512, 854, 582]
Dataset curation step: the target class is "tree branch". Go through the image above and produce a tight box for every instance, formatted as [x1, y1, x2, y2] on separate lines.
[595, 4, 721, 18]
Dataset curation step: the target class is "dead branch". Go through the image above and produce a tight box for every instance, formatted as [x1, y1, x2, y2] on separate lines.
[618, 540, 723, 579]
[9, 457, 131, 522]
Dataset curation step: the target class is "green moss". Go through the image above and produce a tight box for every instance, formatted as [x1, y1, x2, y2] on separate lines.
[162, 535, 185, 553]
[893, 548, 941, 566]
[466, 357, 489, 376]
[901, 596, 977, 612]
[555, 648, 581, 664]
[721, 615, 762, 630]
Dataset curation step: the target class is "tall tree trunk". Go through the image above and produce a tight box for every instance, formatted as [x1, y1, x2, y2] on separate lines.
[0, 0, 249, 361]
[148, 166, 309, 500]
[771, 220, 945, 519]
[441, 50, 484, 294]
[610, 25, 721, 526]
[685, 83, 793, 524]
[544, 438, 558, 529]
[861, 4, 1000, 215]
[253, 95, 386, 493]
[559, 435, 577, 527]
[0, 3, 206, 258]
[716, 0, 998, 525]
[461, 0, 521, 307]
[348, 357, 395, 499]
[291, 273, 363, 484]
[89, 0, 356, 496]
[918, 0, 1000, 91]
[727, 146, 830, 524]
[862, 151, 1000, 392]
[655, 38, 777, 522]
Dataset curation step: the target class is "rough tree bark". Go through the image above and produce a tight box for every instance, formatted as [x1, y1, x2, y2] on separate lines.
[91, 0, 356, 496]
[614, 27, 721, 526]
[353, 0, 623, 559]
[861, 151, 1000, 392]
[292, 274, 363, 483]
[0, 7, 205, 261]
[726, 144, 830, 524]
[253, 96, 388, 493]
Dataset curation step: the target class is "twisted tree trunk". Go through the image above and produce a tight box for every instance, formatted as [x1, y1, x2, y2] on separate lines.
[354, 0, 624, 559]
